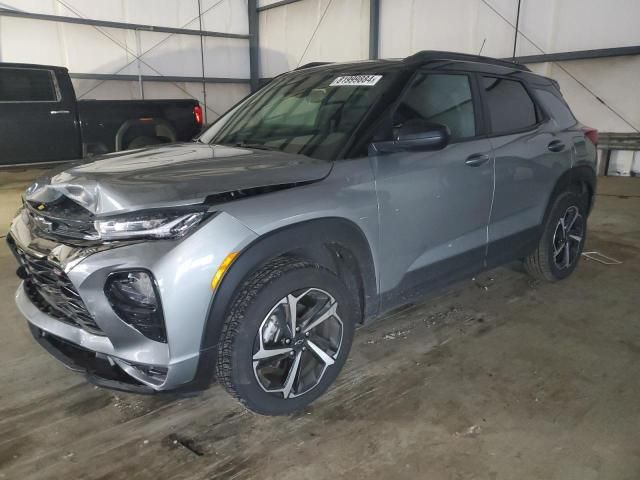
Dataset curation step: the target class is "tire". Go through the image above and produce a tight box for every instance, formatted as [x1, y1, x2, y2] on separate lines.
[215, 257, 356, 415]
[126, 136, 165, 149]
[524, 190, 587, 282]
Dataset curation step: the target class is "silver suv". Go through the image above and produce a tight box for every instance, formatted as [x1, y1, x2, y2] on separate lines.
[8, 51, 597, 415]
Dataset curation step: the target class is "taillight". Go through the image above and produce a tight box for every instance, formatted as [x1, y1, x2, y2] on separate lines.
[193, 104, 203, 126]
[583, 127, 598, 145]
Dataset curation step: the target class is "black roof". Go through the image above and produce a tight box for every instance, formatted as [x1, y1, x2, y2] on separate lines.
[0, 62, 69, 72]
[293, 50, 532, 73]
[402, 50, 531, 72]
[289, 50, 551, 84]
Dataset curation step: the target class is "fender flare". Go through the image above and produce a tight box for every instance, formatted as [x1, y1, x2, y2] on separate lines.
[541, 165, 596, 225]
[199, 217, 378, 354]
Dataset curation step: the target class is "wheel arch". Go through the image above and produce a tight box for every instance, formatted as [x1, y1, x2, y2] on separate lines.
[115, 118, 177, 151]
[199, 217, 378, 354]
[542, 165, 596, 225]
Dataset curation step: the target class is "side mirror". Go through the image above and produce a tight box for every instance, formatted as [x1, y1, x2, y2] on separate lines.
[370, 120, 451, 154]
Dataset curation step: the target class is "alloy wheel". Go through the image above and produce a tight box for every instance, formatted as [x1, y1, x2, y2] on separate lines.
[252, 288, 343, 399]
[552, 205, 584, 270]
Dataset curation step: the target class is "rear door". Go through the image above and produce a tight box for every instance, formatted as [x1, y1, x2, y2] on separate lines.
[482, 75, 573, 266]
[0, 67, 80, 165]
[372, 71, 494, 308]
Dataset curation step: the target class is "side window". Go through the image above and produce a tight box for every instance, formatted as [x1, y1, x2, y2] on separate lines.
[534, 88, 577, 129]
[0, 68, 57, 102]
[482, 76, 537, 134]
[394, 73, 476, 141]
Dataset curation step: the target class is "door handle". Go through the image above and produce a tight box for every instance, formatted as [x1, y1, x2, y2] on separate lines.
[465, 153, 490, 167]
[50, 110, 70, 115]
[547, 139, 565, 152]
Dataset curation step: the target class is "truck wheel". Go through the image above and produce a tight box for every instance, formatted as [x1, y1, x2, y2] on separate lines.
[126, 136, 164, 149]
[524, 191, 587, 282]
[215, 257, 355, 415]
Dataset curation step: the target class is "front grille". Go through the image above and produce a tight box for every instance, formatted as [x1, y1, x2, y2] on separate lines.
[25, 199, 99, 242]
[8, 236, 104, 336]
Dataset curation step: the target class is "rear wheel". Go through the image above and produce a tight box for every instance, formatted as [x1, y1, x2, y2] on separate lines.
[524, 191, 587, 281]
[215, 257, 355, 415]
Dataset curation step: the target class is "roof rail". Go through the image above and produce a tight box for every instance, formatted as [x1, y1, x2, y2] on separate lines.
[294, 62, 333, 71]
[403, 50, 531, 72]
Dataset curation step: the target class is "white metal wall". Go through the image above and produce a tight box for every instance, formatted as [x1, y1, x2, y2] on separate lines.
[258, 0, 369, 78]
[1, 0, 639, 172]
[0, 0, 252, 121]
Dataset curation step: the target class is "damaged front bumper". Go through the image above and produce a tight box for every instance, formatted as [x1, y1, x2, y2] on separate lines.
[8, 206, 258, 394]
[27, 322, 158, 394]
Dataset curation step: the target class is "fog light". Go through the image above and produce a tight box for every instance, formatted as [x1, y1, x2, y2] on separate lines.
[104, 271, 167, 343]
[112, 357, 168, 386]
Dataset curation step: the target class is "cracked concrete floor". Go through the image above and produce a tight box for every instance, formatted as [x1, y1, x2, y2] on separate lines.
[0, 170, 638, 480]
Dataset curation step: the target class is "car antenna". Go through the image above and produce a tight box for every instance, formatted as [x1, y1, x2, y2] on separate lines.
[478, 38, 486, 55]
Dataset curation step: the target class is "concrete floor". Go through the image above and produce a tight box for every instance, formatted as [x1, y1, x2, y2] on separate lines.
[0, 169, 639, 480]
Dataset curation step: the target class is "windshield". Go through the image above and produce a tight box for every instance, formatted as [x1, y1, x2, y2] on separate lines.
[199, 69, 399, 160]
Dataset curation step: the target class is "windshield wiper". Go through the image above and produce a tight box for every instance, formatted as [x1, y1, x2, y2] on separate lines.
[231, 142, 281, 152]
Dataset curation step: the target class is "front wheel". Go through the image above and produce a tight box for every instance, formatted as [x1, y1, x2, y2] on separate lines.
[215, 257, 355, 415]
[524, 191, 587, 282]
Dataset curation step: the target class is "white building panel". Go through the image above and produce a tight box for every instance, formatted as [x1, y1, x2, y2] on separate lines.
[259, 0, 369, 78]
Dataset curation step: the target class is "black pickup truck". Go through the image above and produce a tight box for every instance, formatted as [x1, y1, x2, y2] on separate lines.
[0, 63, 204, 166]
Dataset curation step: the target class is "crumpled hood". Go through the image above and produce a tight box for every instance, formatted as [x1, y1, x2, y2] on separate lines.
[24, 143, 332, 216]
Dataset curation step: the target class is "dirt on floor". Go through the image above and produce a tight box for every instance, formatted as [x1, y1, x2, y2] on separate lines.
[0, 172, 639, 480]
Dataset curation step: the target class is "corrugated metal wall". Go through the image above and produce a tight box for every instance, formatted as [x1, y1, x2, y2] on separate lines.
[2, 0, 639, 172]
[0, 0, 252, 122]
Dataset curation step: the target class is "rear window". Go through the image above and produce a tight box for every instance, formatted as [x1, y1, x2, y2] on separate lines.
[534, 88, 577, 129]
[482, 77, 537, 134]
[0, 68, 57, 102]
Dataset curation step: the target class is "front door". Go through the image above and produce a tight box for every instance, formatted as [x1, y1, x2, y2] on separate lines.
[372, 71, 494, 309]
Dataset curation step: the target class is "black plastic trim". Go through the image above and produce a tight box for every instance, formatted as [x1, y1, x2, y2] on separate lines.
[104, 269, 168, 344]
[28, 324, 156, 394]
[485, 226, 542, 270]
[380, 246, 485, 313]
[542, 165, 597, 222]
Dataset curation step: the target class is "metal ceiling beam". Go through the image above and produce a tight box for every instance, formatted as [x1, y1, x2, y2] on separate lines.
[69, 73, 250, 84]
[0, 7, 250, 39]
[369, 0, 380, 59]
[513, 46, 640, 64]
[257, 0, 306, 13]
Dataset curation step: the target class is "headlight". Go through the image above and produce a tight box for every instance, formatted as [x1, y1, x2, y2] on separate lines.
[94, 209, 209, 240]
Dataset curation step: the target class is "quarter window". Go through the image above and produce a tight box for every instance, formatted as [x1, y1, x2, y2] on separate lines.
[482, 76, 537, 134]
[534, 88, 576, 129]
[0, 68, 57, 102]
[394, 73, 476, 141]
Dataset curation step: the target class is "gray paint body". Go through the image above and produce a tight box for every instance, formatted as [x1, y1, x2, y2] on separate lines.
[9, 57, 596, 391]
